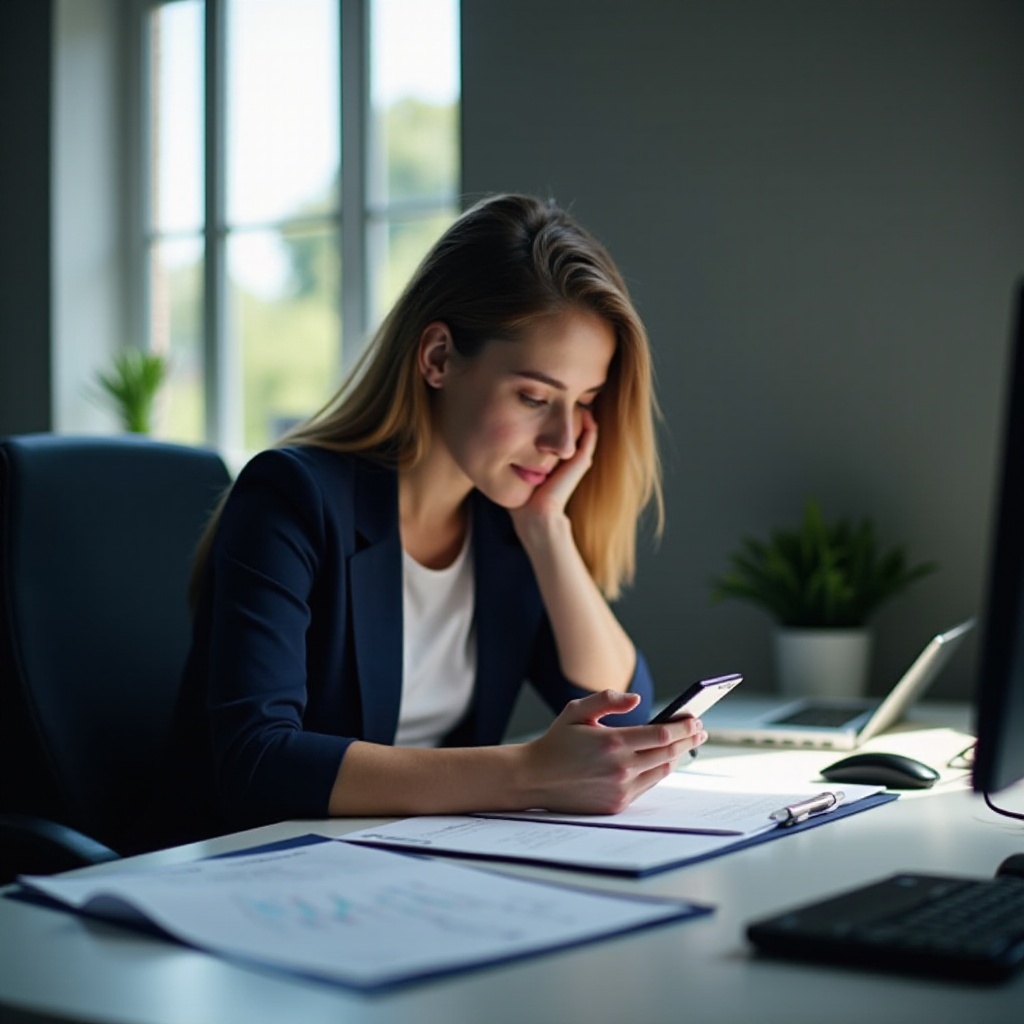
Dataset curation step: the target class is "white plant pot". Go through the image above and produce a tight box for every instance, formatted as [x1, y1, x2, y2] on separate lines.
[774, 628, 873, 699]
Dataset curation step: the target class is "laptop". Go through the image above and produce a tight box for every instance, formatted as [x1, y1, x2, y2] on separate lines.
[702, 618, 975, 750]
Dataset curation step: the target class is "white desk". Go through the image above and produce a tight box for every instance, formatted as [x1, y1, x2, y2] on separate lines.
[2, 705, 1022, 1024]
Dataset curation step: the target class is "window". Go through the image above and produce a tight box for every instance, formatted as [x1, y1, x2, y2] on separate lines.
[140, 0, 460, 455]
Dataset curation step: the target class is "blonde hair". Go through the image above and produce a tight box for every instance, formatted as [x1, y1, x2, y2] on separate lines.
[198, 193, 662, 599]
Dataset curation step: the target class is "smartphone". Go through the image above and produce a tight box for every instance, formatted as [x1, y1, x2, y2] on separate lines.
[648, 672, 743, 725]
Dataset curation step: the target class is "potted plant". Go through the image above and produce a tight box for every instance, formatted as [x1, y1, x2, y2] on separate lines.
[93, 349, 169, 434]
[710, 499, 937, 697]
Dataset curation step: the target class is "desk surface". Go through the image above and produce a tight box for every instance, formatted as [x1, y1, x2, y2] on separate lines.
[2, 704, 1023, 1024]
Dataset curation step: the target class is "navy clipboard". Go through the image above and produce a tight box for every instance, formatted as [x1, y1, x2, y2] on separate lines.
[348, 792, 899, 879]
[9, 833, 714, 993]
[621, 791, 898, 876]
[659, 791, 899, 873]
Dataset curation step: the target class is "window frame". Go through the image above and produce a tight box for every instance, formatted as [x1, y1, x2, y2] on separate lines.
[130, 0, 458, 453]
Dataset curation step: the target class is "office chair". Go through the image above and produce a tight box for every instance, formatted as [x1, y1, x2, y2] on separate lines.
[0, 433, 231, 884]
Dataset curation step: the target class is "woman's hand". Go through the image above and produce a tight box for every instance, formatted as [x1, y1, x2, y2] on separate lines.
[517, 689, 708, 815]
[510, 409, 598, 539]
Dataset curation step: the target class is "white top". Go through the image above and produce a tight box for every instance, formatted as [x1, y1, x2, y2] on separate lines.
[395, 526, 477, 747]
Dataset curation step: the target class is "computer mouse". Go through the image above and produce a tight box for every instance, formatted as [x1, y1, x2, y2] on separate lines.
[820, 751, 940, 789]
[996, 853, 1024, 879]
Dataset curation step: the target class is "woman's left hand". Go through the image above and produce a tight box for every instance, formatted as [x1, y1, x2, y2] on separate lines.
[510, 410, 597, 536]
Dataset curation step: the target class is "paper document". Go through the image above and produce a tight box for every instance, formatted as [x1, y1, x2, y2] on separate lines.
[19, 836, 710, 990]
[344, 816, 746, 874]
[477, 773, 884, 835]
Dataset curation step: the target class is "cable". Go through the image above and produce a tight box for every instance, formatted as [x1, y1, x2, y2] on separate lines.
[984, 790, 1024, 821]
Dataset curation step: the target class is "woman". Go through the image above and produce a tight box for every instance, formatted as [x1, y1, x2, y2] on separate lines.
[171, 193, 706, 840]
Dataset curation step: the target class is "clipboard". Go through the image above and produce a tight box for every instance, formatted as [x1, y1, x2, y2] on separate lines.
[344, 792, 899, 878]
[11, 833, 713, 991]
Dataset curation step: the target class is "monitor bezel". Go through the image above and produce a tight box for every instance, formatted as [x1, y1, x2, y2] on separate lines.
[972, 279, 1024, 795]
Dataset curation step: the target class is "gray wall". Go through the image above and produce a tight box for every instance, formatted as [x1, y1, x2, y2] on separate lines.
[0, 1, 53, 435]
[1, 0, 132, 440]
[3, 0, 1021, 708]
[462, 0, 1024, 710]
[52, 0, 129, 435]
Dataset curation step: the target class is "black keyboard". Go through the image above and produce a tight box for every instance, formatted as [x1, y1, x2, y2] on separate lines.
[747, 872, 1024, 982]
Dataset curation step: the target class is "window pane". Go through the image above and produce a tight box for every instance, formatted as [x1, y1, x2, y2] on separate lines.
[226, 0, 339, 225]
[369, 0, 460, 207]
[149, 0, 204, 232]
[227, 226, 341, 449]
[367, 209, 455, 325]
[149, 236, 205, 443]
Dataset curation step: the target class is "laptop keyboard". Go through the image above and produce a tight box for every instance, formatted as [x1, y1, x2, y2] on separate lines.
[771, 705, 866, 728]
[747, 872, 1024, 982]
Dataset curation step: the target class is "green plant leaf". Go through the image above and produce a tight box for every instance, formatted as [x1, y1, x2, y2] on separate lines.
[93, 349, 169, 433]
[708, 498, 938, 627]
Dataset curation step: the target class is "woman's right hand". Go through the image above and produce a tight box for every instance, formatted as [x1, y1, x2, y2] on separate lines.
[517, 689, 707, 815]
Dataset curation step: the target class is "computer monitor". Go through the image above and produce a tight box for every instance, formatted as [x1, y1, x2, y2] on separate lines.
[972, 278, 1024, 796]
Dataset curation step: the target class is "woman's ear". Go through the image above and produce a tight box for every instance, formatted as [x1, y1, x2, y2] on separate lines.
[418, 322, 454, 389]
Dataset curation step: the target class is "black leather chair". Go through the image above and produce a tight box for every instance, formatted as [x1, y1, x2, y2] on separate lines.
[0, 434, 231, 883]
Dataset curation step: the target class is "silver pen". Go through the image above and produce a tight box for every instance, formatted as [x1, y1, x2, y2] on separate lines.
[769, 790, 845, 827]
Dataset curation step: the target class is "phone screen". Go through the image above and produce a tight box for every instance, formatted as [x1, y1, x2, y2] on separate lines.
[648, 673, 743, 724]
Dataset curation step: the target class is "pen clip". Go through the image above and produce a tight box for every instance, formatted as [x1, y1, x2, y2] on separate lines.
[769, 790, 845, 827]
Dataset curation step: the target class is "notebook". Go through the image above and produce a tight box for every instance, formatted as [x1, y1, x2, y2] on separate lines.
[702, 619, 974, 750]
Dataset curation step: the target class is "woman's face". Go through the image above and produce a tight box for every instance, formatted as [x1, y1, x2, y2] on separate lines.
[426, 309, 617, 508]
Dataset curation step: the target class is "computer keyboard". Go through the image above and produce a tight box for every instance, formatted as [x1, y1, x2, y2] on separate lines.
[747, 871, 1024, 982]
[772, 705, 865, 728]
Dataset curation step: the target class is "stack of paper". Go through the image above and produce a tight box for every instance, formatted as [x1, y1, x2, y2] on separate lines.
[17, 773, 896, 990]
[478, 773, 884, 834]
[343, 774, 891, 876]
[19, 837, 710, 991]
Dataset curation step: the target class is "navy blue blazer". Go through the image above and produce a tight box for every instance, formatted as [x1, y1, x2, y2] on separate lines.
[172, 446, 654, 835]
